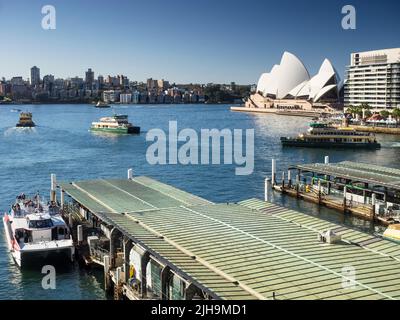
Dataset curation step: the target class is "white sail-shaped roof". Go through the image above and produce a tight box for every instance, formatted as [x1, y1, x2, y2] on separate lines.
[257, 73, 270, 94]
[255, 53, 340, 102]
[256, 52, 310, 99]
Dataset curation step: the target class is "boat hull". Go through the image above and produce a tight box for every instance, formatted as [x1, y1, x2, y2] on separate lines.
[3, 215, 74, 268]
[16, 123, 36, 128]
[90, 126, 140, 134]
[281, 139, 381, 149]
[18, 247, 74, 268]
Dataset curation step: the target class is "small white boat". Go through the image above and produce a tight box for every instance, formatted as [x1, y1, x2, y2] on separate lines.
[95, 101, 111, 108]
[2, 193, 75, 268]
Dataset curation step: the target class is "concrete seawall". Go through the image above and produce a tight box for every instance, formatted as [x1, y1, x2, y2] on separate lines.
[230, 106, 326, 118]
[338, 125, 400, 135]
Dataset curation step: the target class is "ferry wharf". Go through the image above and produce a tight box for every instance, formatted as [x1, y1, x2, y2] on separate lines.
[56, 171, 400, 300]
[269, 157, 400, 225]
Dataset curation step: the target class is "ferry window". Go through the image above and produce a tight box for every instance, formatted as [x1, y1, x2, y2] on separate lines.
[29, 219, 53, 229]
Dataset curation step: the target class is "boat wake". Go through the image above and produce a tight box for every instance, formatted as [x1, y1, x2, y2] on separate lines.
[3, 127, 38, 137]
[386, 142, 400, 148]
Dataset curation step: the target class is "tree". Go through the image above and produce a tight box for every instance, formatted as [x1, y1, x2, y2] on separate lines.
[380, 110, 390, 119]
[392, 108, 400, 121]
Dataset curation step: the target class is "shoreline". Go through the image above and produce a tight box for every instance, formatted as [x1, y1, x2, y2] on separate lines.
[230, 105, 329, 118]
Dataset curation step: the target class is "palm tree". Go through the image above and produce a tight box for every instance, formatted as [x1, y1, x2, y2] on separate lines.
[392, 108, 400, 120]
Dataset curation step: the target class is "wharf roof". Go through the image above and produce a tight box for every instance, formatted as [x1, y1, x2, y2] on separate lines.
[290, 161, 400, 190]
[60, 177, 400, 300]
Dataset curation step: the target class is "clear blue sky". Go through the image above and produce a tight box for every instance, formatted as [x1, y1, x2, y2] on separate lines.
[0, 0, 399, 84]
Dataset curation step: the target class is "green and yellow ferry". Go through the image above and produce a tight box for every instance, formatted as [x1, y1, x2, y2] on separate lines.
[90, 114, 140, 134]
[281, 122, 381, 149]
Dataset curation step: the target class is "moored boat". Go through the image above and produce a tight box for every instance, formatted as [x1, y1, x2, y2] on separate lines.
[90, 114, 140, 134]
[95, 101, 111, 108]
[2, 193, 74, 268]
[16, 112, 35, 127]
[281, 122, 381, 149]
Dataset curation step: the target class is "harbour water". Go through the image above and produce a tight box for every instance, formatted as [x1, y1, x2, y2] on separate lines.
[1, 103, 400, 300]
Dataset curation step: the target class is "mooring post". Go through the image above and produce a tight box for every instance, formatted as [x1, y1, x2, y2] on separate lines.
[296, 172, 300, 197]
[371, 193, 376, 219]
[287, 170, 292, 188]
[264, 178, 271, 202]
[343, 186, 347, 212]
[77, 225, 83, 244]
[281, 172, 285, 191]
[318, 179, 322, 204]
[128, 168, 133, 180]
[60, 190, 64, 208]
[104, 255, 111, 291]
[271, 159, 276, 186]
[50, 174, 56, 203]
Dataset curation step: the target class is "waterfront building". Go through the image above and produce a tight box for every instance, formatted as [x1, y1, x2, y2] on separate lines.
[10, 76, 25, 86]
[236, 52, 342, 115]
[68, 77, 84, 89]
[43, 74, 55, 92]
[103, 90, 120, 103]
[30, 66, 40, 86]
[146, 78, 158, 91]
[120, 93, 132, 104]
[132, 90, 140, 104]
[344, 48, 400, 111]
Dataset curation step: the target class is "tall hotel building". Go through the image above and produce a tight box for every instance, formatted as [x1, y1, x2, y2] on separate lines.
[344, 48, 400, 111]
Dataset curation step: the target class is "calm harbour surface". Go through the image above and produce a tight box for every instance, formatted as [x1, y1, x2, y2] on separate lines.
[1, 103, 399, 300]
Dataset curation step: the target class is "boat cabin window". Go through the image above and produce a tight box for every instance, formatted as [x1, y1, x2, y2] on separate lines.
[28, 219, 53, 229]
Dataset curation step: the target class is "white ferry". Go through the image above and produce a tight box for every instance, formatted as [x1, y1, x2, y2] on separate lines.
[2, 194, 75, 268]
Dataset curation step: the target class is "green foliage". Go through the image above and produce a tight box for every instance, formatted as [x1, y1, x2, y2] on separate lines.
[392, 108, 400, 120]
[380, 110, 390, 119]
[204, 84, 250, 103]
[346, 103, 373, 118]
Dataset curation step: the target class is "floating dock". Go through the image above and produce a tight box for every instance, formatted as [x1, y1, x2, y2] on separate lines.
[270, 158, 400, 225]
[58, 173, 400, 300]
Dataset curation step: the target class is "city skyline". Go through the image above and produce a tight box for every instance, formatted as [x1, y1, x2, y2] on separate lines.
[0, 0, 399, 83]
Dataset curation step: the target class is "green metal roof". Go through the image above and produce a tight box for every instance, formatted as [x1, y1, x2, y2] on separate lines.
[290, 161, 400, 190]
[60, 177, 400, 300]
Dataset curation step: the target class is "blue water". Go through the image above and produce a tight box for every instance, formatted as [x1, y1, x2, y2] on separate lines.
[1, 104, 399, 300]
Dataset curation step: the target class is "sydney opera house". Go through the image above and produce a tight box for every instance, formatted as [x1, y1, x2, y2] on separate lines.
[234, 52, 343, 116]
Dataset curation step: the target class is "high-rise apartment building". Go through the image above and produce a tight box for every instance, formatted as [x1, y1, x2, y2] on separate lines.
[85, 68, 95, 89]
[344, 48, 400, 111]
[30, 66, 41, 86]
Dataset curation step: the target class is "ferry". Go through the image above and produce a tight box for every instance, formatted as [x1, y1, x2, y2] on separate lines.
[90, 114, 140, 134]
[383, 224, 400, 243]
[16, 112, 35, 127]
[281, 122, 381, 149]
[95, 101, 111, 108]
[2, 194, 74, 268]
